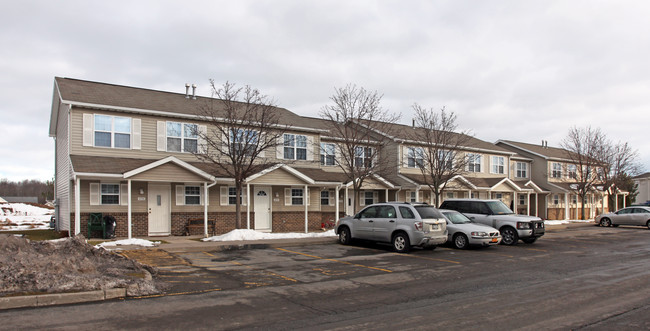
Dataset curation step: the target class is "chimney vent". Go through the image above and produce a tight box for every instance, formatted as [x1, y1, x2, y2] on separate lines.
[185, 83, 190, 99]
[412, 119, 415, 128]
[192, 84, 197, 100]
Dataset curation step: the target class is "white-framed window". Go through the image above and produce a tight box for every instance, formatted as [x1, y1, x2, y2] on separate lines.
[446, 192, 454, 199]
[494, 193, 503, 201]
[552, 194, 560, 205]
[94, 115, 131, 149]
[230, 128, 258, 156]
[438, 150, 453, 170]
[491, 156, 505, 174]
[320, 190, 335, 206]
[572, 195, 577, 205]
[363, 191, 376, 205]
[516, 162, 528, 178]
[284, 134, 307, 160]
[185, 186, 201, 205]
[167, 122, 198, 153]
[320, 143, 336, 166]
[407, 147, 424, 168]
[467, 153, 481, 172]
[228, 187, 242, 205]
[567, 164, 577, 179]
[100, 183, 120, 205]
[354, 147, 374, 168]
[551, 162, 562, 178]
[407, 191, 417, 203]
[291, 188, 304, 205]
[518, 194, 525, 205]
[218, 186, 247, 206]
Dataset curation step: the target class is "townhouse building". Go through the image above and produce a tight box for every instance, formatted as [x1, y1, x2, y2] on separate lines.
[496, 140, 616, 220]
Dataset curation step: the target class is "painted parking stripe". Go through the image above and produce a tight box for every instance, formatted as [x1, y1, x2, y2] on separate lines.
[393, 253, 461, 264]
[229, 260, 299, 283]
[275, 247, 393, 273]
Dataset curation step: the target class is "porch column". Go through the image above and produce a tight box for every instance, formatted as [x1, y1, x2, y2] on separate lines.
[74, 177, 80, 235]
[203, 182, 208, 238]
[127, 179, 132, 239]
[623, 194, 627, 208]
[246, 183, 251, 230]
[335, 186, 340, 222]
[526, 192, 530, 215]
[615, 193, 619, 210]
[535, 193, 539, 217]
[345, 187, 349, 215]
[385, 189, 388, 202]
[415, 188, 420, 202]
[304, 184, 308, 233]
[564, 193, 569, 220]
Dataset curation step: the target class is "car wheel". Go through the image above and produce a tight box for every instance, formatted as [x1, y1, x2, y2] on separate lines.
[338, 226, 352, 245]
[647, 221, 650, 230]
[522, 237, 537, 244]
[600, 218, 611, 227]
[453, 233, 469, 249]
[500, 226, 519, 245]
[392, 232, 411, 253]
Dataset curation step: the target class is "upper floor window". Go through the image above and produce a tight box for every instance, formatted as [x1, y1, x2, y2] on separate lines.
[320, 143, 336, 166]
[94, 115, 131, 149]
[167, 122, 197, 153]
[230, 128, 258, 156]
[467, 153, 481, 172]
[551, 162, 562, 178]
[567, 164, 577, 179]
[491, 156, 505, 174]
[516, 162, 528, 178]
[438, 150, 453, 170]
[354, 147, 373, 168]
[284, 134, 307, 160]
[407, 147, 424, 168]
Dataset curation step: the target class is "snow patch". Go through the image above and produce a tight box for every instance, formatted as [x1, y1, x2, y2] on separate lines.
[545, 219, 594, 225]
[0, 202, 53, 231]
[202, 229, 336, 242]
[95, 238, 161, 249]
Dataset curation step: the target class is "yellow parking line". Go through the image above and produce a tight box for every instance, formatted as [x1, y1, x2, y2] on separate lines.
[130, 288, 222, 299]
[524, 248, 548, 252]
[275, 247, 392, 273]
[228, 260, 299, 282]
[394, 253, 461, 264]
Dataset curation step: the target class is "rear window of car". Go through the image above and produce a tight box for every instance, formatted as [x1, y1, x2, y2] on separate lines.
[414, 206, 444, 219]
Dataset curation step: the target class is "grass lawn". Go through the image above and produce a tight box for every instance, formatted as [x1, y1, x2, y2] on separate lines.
[1, 229, 67, 241]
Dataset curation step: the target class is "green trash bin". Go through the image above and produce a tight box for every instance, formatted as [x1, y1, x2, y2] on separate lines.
[87, 213, 105, 239]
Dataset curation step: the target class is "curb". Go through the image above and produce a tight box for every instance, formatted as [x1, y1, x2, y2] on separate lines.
[0, 288, 126, 310]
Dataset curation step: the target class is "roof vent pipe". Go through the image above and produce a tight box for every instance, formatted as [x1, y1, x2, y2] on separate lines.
[192, 84, 197, 100]
[185, 83, 190, 99]
[412, 119, 415, 128]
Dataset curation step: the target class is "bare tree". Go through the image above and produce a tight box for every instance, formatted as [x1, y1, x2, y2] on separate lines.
[194, 81, 288, 229]
[409, 104, 472, 207]
[560, 126, 608, 220]
[598, 140, 641, 211]
[319, 84, 399, 214]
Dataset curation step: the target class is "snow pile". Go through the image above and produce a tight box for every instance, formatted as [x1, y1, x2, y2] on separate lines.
[0, 203, 53, 231]
[203, 229, 336, 242]
[96, 238, 161, 250]
[0, 234, 166, 297]
[545, 219, 595, 225]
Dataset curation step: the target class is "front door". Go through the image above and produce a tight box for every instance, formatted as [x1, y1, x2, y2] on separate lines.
[148, 184, 171, 236]
[254, 186, 271, 231]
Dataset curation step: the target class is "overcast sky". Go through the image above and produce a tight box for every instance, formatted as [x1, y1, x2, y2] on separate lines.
[1, 0, 649, 181]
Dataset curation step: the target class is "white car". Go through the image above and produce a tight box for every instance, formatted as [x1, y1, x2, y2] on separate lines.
[439, 209, 501, 249]
[595, 206, 650, 229]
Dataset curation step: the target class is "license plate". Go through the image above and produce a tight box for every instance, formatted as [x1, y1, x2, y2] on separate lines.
[491, 238, 498, 243]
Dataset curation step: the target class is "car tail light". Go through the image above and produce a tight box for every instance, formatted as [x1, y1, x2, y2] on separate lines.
[414, 221, 423, 231]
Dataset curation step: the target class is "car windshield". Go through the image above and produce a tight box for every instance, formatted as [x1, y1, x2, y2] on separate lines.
[443, 211, 472, 224]
[414, 206, 444, 219]
[485, 201, 514, 215]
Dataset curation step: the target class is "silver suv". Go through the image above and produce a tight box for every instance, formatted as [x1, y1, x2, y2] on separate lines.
[335, 202, 448, 253]
[439, 199, 544, 245]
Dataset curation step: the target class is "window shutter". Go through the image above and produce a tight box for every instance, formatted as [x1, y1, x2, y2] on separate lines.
[83, 114, 94, 147]
[132, 118, 141, 150]
[157, 121, 166, 151]
[372, 149, 379, 168]
[198, 125, 207, 154]
[242, 187, 248, 206]
[373, 191, 378, 204]
[220, 186, 228, 206]
[258, 132, 265, 158]
[120, 184, 128, 206]
[329, 190, 335, 206]
[89, 183, 99, 205]
[306, 136, 314, 161]
[284, 188, 291, 205]
[360, 191, 365, 206]
[403, 146, 409, 167]
[276, 135, 284, 160]
[176, 185, 185, 206]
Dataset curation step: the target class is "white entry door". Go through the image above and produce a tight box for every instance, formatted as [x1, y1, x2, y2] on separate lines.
[148, 184, 171, 236]
[254, 186, 271, 231]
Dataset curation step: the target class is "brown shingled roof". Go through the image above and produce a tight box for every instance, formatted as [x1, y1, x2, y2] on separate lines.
[498, 140, 575, 161]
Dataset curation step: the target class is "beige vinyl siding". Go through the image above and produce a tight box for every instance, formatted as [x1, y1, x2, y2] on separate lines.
[272, 186, 319, 212]
[74, 180, 148, 213]
[170, 183, 217, 213]
[129, 163, 207, 182]
[248, 168, 309, 185]
[54, 99, 71, 232]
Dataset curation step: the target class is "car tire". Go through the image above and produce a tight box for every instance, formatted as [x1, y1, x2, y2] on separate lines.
[647, 221, 650, 230]
[500, 226, 519, 245]
[453, 233, 469, 249]
[600, 218, 611, 227]
[522, 237, 537, 244]
[392, 232, 411, 253]
[338, 226, 352, 245]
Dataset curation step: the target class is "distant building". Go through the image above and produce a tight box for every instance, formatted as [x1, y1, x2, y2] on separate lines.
[632, 173, 650, 205]
[3, 197, 39, 203]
